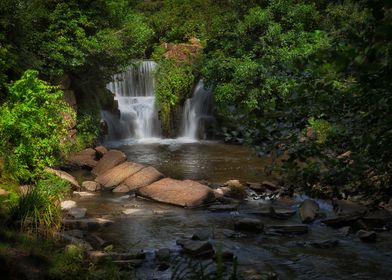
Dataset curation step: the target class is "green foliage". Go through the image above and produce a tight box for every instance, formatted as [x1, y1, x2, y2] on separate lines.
[155, 58, 195, 134]
[0, 70, 74, 182]
[8, 173, 70, 235]
[75, 113, 100, 149]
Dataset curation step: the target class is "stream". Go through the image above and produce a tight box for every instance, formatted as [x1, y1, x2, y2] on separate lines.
[72, 141, 392, 280]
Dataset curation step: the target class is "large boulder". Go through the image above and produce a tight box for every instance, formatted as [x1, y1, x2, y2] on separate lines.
[95, 162, 144, 189]
[45, 167, 80, 190]
[92, 150, 127, 176]
[137, 178, 215, 207]
[123, 166, 164, 191]
[67, 148, 97, 169]
[299, 199, 320, 224]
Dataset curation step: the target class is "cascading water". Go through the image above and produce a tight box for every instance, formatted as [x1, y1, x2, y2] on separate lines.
[103, 61, 161, 141]
[180, 80, 215, 140]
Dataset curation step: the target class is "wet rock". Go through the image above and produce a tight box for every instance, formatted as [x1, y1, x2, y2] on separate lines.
[82, 181, 101, 192]
[362, 208, 392, 228]
[321, 214, 361, 228]
[357, 230, 377, 243]
[92, 149, 127, 176]
[247, 182, 266, 192]
[332, 198, 368, 216]
[208, 204, 238, 212]
[261, 181, 279, 191]
[67, 148, 97, 169]
[234, 218, 264, 233]
[310, 239, 340, 249]
[94, 145, 108, 159]
[192, 229, 211, 241]
[45, 168, 80, 190]
[137, 178, 215, 207]
[251, 207, 297, 219]
[156, 248, 171, 261]
[73, 191, 96, 197]
[113, 184, 130, 193]
[96, 162, 144, 189]
[214, 187, 231, 198]
[123, 166, 164, 191]
[299, 199, 320, 224]
[68, 207, 87, 219]
[267, 224, 308, 235]
[224, 180, 247, 199]
[61, 200, 77, 210]
[62, 218, 114, 230]
[177, 240, 214, 257]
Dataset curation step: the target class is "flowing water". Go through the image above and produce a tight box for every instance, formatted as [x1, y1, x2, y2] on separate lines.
[80, 61, 392, 279]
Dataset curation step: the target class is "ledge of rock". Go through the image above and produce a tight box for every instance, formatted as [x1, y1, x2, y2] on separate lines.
[95, 162, 144, 189]
[123, 166, 164, 191]
[45, 167, 80, 190]
[67, 148, 98, 169]
[92, 149, 127, 176]
[137, 178, 215, 207]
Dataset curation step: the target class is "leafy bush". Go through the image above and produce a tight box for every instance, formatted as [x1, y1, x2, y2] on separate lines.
[0, 70, 74, 182]
[75, 113, 100, 150]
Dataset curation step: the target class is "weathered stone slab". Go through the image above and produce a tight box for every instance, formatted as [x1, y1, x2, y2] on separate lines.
[95, 162, 144, 188]
[92, 150, 127, 176]
[45, 167, 80, 190]
[137, 178, 215, 207]
[123, 166, 164, 191]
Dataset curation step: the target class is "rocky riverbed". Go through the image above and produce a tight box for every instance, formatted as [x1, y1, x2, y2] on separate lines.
[51, 146, 392, 280]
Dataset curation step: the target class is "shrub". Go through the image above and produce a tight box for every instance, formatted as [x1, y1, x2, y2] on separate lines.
[0, 70, 74, 182]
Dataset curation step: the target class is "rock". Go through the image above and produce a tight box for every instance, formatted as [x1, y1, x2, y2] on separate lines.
[0, 188, 8, 196]
[82, 181, 101, 192]
[214, 187, 231, 197]
[321, 214, 361, 228]
[123, 166, 164, 191]
[57, 232, 93, 251]
[177, 240, 214, 257]
[299, 199, 320, 224]
[208, 204, 238, 212]
[45, 168, 80, 190]
[267, 224, 308, 235]
[224, 180, 247, 199]
[357, 230, 377, 242]
[68, 207, 87, 219]
[310, 239, 340, 249]
[113, 184, 130, 193]
[261, 180, 279, 191]
[251, 207, 296, 219]
[84, 233, 108, 249]
[67, 148, 97, 169]
[224, 179, 242, 189]
[192, 229, 211, 241]
[62, 218, 114, 230]
[362, 208, 392, 228]
[92, 149, 127, 176]
[122, 209, 145, 215]
[95, 162, 144, 189]
[88, 250, 145, 263]
[247, 182, 266, 192]
[95, 145, 108, 159]
[137, 178, 215, 207]
[332, 198, 368, 216]
[61, 200, 77, 210]
[234, 218, 264, 233]
[73, 191, 95, 197]
[155, 248, 171, 261]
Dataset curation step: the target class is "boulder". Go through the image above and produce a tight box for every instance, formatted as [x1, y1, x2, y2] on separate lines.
[82, 181, 101, 192]
[234, 218, 264, 233]
[137, 178, 215, 207]
[267, 224, 308, 235]
[123, 166, 164, 191]
[299, 199, 320, 224]
[61, 200, 77, 210]
[45, 168, 80, 190]
[357, 230, 377, 242]
[92, 149, 127, 176]
[67, 148, 97, 169]
[95, 145, 108, 159]
[95, 162, 144, 189]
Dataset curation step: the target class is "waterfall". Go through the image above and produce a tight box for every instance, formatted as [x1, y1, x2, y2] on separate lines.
[104, 61, 161, 141]
[180, 80, 215, 140]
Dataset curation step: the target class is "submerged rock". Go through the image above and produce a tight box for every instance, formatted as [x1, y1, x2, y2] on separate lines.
[123, 166, 164, 191]
[299, 199, 320, 224]
[92, 149, 127, 176]
[95, 161, 144, 189]
[137, 178, 215, 207]
[234, 218, 264, 233]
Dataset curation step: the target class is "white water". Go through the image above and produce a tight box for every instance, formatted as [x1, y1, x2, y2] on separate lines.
[104, 61, 161, 140]
[179, 80, 214, 141]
